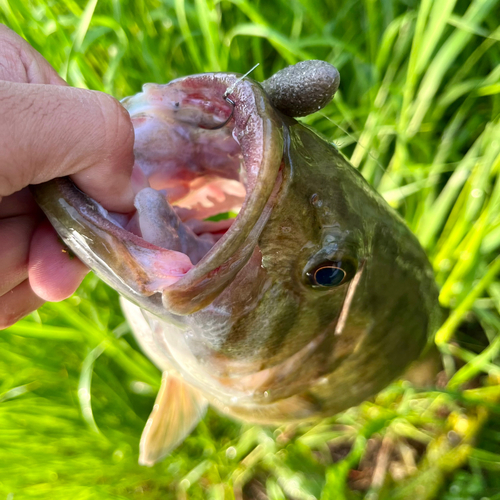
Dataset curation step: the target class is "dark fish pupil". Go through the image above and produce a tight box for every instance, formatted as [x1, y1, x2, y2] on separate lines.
[314, 266, 345, 287]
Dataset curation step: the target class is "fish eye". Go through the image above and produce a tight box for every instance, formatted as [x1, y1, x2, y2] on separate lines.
[306, 259, 357, 288]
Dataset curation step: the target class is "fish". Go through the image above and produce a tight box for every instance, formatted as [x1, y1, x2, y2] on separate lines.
[32, 61, 441, 466]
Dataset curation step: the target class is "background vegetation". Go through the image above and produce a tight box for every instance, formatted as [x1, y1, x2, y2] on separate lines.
[1, 0, 499, 498]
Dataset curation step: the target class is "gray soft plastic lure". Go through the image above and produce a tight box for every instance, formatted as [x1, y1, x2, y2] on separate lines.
[32, 61, 440, 466]
[262, 60, 340, 117]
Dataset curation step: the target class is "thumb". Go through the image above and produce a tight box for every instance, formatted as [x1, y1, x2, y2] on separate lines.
[0, 80, 135, 212]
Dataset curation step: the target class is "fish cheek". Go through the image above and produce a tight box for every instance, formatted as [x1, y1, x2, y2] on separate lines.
[221, 282, 300, 362]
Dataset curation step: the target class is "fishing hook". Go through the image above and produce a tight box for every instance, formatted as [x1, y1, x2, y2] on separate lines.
[207, 63, 260, 130]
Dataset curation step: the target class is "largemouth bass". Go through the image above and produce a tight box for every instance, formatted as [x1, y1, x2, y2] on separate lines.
[32, 61, 441, 466]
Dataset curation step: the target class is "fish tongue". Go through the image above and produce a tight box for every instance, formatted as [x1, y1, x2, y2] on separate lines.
[133, 187, 213, 264]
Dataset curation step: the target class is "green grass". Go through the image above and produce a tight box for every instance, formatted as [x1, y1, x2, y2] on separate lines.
[1, 0, 500, 498]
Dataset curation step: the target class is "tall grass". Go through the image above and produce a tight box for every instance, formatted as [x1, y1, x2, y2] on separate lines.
[1, 0, 499, 498]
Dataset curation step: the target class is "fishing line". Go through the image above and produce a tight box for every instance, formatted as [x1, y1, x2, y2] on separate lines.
[208, 63, 260, 131]
[318, 111, 408, 211]
[224, 63, 260, 98]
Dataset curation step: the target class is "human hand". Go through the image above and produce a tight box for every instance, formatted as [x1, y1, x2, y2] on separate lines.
[0, 25, 135, 329]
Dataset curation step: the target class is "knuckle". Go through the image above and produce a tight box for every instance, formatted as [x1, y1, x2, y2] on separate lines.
[0, 26, 58, 84]
[0, 37, 25, 80]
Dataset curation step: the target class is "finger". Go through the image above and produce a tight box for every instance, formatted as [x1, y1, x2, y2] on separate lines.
[0, 24, 65, 85]
[0, 279, 45, 330]
[0, 214, 38, 296]
[0, 80, 135, 212]
[0, 24, 135, 212]
[28, 219, 89, 302]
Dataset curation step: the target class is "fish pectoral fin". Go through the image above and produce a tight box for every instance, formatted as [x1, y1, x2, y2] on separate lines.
[139, 371, 208, 466]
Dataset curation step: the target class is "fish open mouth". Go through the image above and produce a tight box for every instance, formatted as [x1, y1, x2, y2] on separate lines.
[120, 80, 248, 264]
[34, 74, 284, 316]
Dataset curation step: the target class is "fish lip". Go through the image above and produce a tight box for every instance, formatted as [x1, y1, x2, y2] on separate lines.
[32, 73, 285, 317]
